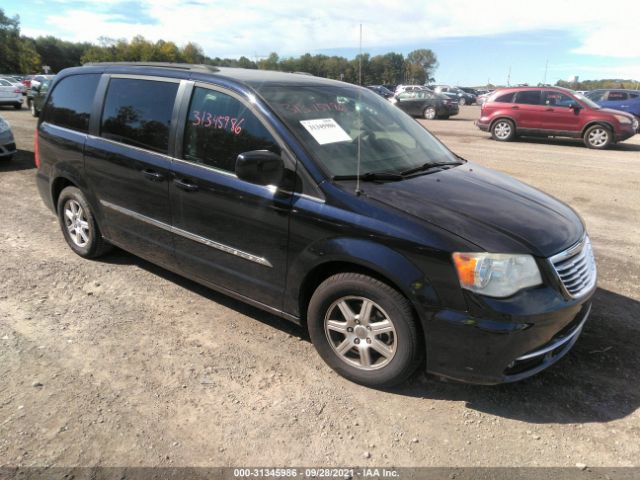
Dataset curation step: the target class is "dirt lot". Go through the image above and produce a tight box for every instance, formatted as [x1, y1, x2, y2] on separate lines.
[1, 105, 639, 468]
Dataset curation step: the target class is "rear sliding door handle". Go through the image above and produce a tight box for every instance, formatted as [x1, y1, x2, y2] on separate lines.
[173, 178, 199, 192]
[141, 169, 165, 182]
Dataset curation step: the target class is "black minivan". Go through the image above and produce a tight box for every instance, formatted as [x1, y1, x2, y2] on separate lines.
[35, 63, 596, 387]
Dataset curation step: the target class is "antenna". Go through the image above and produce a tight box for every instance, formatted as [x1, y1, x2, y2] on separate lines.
[507, 66, 511, 86]
[543, 59, 548, 85]
[355, 23, 363, 196]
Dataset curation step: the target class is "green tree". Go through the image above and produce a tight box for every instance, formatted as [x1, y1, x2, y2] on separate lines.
[405, 48, 438, 84]
[0, 9, 22, 72]
[19, 36, 41, 73]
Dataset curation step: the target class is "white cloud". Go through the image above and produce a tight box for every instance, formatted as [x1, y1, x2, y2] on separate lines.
[21, 0, 640, 60]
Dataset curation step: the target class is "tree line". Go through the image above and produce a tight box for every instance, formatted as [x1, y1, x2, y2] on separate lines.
[0, 8, 438, 85]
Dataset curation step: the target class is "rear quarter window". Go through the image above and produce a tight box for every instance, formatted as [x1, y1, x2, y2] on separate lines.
[492, 92, 515, 103]
[41, 74, 100, 133]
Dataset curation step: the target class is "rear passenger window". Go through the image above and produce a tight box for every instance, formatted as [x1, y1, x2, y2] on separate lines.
[101, 78, 178, 154]
[182, 87, 279, 173]
[42, 74, 100, 133]
[515, 91, 541, 105]
[606, 91, 628, 101]
[494, 92, 515, 103]
[543, 91, 574, 107]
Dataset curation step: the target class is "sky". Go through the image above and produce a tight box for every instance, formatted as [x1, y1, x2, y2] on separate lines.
[4, 0, 640, 86]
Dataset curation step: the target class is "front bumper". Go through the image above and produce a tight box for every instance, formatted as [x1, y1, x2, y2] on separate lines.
[424, 284, 595, 384]
[615, 122, 637, 141]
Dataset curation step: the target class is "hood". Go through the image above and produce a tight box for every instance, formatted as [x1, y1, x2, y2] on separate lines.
[599, 107, 634, 118]
[361, 163, 584, 257]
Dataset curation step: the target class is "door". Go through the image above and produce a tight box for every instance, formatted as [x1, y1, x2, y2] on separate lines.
[600, 91, 630, 113]
[539, 91, 583, 134]
[512, 90, 544, 130]
[84, 76, 180, 265]
[170, 84, 292, 308]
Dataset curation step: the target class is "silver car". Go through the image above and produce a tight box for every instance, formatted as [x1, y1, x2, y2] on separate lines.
[0, 78, 24, 109]
[0, 115, 17, 160]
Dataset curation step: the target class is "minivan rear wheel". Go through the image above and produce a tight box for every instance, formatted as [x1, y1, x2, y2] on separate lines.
[491, 119, 515, 141]
[583, 124, 612, 149]
[57, 186, 112, 258]
[307, 273, 422, 388]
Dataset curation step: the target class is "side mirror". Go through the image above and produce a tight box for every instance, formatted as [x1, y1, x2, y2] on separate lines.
[235, 150, 283, 186]
[569, 102, 582, 111]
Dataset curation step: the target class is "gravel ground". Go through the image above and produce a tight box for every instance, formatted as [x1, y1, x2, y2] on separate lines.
[0, 105, 639, 468]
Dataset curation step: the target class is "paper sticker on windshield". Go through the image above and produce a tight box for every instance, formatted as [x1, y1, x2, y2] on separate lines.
[300, 118, 351, 145]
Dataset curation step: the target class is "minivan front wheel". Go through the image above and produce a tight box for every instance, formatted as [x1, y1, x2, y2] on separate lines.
[584, 124, 612, 149]
[57, 186, 112, 258]
[491, 119, 515, 141]
[308, 273, 422, 387]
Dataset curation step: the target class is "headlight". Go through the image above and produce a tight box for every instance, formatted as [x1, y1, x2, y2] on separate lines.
[0, 118, 10, 134]
[452, 252, 542, 298]
[614, 114, 632, 125]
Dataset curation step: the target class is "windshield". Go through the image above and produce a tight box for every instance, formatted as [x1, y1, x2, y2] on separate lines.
[258, 85, 457, 177]
[574, 92, 601, 109]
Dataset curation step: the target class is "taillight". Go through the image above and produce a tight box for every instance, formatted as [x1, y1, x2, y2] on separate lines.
[34, 129, 40, 168]
[14, 88, 21, 93]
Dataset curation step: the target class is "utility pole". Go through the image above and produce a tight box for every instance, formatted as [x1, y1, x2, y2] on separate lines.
[358, 23, 363, 85]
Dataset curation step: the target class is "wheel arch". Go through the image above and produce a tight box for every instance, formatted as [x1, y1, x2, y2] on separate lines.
[581, 120, 614, 137]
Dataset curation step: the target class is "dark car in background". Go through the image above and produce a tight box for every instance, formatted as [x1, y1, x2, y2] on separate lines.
[432, 85, 476, 105]
[476, 86, 638, 149]
[391, 90, 459, 119]
[36, 63, 596, 387]
[366, 85, 394, 99]
[585, 89, 640, 121]
[28, 76, 54, 117]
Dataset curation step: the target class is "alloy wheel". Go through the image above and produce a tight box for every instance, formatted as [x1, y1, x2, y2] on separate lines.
[494, 121, 512, 140]
[64, 199, 90, 247]
[588, 128, 609, 147]
[324, 296, 397, 371]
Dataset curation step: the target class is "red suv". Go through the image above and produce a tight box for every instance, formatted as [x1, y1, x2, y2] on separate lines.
[476, 86, 638, 149]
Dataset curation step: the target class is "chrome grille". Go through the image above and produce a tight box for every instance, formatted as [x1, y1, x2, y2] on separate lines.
[549, 236, 597, 298]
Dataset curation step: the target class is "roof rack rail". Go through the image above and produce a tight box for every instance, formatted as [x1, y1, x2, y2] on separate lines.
[82, 62, 220, 73]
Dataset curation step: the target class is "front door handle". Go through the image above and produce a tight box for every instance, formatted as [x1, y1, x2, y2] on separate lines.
[141, 169, 164, 182]
[174, 178, 199, 192]
[511, 106, 520, 109]
[545, 108, 554, 111]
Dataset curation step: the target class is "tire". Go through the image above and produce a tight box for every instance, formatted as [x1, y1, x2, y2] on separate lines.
[423, 106, 437, 120]
[14, 103, 22, 110]
[307, 273, 422, 388]
[31, 101, 39, 117]
[491, 118, 516, 142]
[583, 124, 612, 149]
[56, 186, 112, 258]
[459, 97, 466, 106]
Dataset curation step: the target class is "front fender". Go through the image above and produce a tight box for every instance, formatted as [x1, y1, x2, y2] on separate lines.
[284, 237, 440, 324]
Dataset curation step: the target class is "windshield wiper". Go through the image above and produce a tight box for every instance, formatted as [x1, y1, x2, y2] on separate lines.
[400, 161, 462, 177]
[332, 171, 404, 182]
